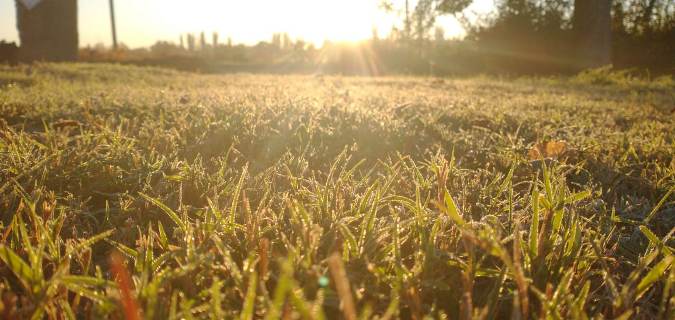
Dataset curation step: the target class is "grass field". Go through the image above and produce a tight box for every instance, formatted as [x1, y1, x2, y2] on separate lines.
[0, 63, 673, 319]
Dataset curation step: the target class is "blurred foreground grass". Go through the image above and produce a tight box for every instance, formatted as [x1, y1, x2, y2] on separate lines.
[0, 63, 673, 319]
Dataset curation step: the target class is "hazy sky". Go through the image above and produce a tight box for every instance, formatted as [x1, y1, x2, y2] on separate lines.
[0, 0, 493, 48]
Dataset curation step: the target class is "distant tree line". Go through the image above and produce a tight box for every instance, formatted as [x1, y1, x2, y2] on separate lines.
[383, 0, 674, 74]
[79, 31, 320, 74]
[459, 0, 674, 74]
[74, 1, 675, 76]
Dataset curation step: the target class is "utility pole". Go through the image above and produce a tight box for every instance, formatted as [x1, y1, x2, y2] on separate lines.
[405, 0, 410, 40]
[109, 0, 118, 50]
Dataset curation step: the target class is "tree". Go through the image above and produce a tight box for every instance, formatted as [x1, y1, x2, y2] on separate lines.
[380, 0, 471, 41]
[272, 33, 281, 49]
[573, 0, 613, 68]
[613, 0, 674, 34]
[413, 0, 437, 42]
[436, 0, 472, 15]
[212, 32, 219, 47]
[282, 33, 292, 50]
[186, 34, 195, 51]
[15, 0, 79, 61]
[199, 32, 207, 50]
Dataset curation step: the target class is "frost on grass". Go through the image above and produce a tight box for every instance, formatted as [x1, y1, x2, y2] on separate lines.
[0, 64, 673, 319]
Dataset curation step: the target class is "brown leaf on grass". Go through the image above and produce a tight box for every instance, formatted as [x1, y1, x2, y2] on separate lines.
[110, 251, 141, 320]
[528, 140, 567, 160]
[52, 119, 82, 129]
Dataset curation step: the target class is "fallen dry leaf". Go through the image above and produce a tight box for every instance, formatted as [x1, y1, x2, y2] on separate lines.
[528, 140, 567, 160]
[52, 119, 82, 129]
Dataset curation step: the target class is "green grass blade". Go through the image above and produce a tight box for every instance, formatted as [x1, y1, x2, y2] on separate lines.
[443, 189, 466, 227]
[529, 186, 540, 258]
[240, 272, 258, 320]
[636, 255, 673, 299]
[229, 164, 248, 226]
[0, 245, 36, 291]
[140, 192, 187, 232]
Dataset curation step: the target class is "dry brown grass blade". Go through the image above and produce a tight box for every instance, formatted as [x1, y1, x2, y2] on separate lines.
[328, 253, 357, 320]
[460, 239, 474, 320]
[1, 220, 13, 244]
[281, 302, 293, 320]
[513, 224, 529, 320]
[406, 286, 423, 320]
[110, 251, 142, 320]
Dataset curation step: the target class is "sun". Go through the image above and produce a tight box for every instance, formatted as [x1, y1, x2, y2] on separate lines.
[295, 1, 395, 43]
